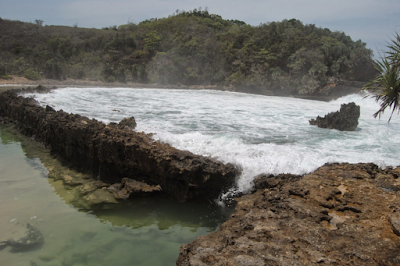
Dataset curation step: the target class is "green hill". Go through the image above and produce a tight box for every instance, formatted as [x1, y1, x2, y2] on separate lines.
[0, 10, 376, 96]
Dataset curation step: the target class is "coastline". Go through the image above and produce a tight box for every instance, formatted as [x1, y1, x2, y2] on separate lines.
[178, 163, 400, 265]
[0, 76, 364, 101]
[2, 84, 395, 265]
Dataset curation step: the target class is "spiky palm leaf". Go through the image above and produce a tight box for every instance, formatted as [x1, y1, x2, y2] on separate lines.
[363, 35, 400, 122]
[387, 33, 400, 68]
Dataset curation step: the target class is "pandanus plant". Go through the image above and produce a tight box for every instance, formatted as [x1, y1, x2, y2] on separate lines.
[363, 33, 400, 122]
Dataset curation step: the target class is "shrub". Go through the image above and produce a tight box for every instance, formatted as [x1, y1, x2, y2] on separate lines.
[24, 68, 41, 80]
[0, 75, 11, 80]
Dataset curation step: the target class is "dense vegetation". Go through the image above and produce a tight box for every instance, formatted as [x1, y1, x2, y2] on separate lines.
[0, 9, 376, 95]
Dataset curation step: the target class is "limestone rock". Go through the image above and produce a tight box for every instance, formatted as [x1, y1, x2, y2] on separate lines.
[390, 213, 400, 236]
[107, 178, 162, 199]
[82, 189, 119, 206]
[177, 163, 400, 265]
[309, 102, 360, 131]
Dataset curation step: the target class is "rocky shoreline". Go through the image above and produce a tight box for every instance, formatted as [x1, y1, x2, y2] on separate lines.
[1, 85, 399, 265]
[0, 87, 239, 202]
[178, 163, 400, 265]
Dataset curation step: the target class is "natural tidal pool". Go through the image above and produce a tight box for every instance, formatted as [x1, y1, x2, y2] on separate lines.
[0, 125, 232, 266]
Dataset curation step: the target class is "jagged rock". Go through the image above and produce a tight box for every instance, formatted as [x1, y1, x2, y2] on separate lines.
[118, 116, 136, 130]
[309, 102, 360, 131]
[177, 163, 400, 265]
[0, 88, 239, 201]
[253, 173, 301, 190]
[107, 178, 162, 199]
[390, 213, 400, 236]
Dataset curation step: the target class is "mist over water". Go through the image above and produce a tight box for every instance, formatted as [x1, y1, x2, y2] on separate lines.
[25, 88, 400, 192]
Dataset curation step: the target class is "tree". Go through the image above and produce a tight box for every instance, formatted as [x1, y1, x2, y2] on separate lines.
[362, 34, 400, 121]
[34, 19, 44, 26]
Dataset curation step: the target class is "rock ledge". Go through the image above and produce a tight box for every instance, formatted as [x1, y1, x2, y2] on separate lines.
[178, 163, 400, 265]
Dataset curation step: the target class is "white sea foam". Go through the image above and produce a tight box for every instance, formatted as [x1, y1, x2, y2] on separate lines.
[23, 88, 400, 192]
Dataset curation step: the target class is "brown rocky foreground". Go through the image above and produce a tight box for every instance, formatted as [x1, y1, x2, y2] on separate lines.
[177, 163, 400, 265]
[0, 87, 239, 202]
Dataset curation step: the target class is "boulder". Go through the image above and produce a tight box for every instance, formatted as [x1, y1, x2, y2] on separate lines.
[177, 163, 400, 265]
[309, 102, 360, 131]
[118, 116, 136, 130]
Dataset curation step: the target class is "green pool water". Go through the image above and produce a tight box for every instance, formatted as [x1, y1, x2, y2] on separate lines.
[0, 125, 233, 266]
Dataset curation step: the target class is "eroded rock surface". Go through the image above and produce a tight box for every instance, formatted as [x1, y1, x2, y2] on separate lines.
[309, 102, 360, 131]
[177, 163, 400, 265]
[107, 178, 162, 199]
[0, 88, 239, 201]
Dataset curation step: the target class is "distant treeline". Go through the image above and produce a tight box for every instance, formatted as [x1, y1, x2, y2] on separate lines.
[0, 9, 376, 95]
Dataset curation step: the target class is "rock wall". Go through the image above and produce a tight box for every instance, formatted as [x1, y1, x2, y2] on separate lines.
[0, 89, 239, 201]
[177, 163, 400, 265]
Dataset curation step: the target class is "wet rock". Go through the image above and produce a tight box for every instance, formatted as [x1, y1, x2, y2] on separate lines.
[82, 189, 119, 206]
[309, 102, 360, 131]
[177, 163, 400, 265]
[45, 105, 55, 112]
[61, 174, 84, 186]
[78, 182, 98, 195]
[0, 223, 44, 252]
[0, 88, 239, 201]
[107, 178, 162, 199]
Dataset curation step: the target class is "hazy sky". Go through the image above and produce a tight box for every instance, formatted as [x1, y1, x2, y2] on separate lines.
[1, 0, 399, 57]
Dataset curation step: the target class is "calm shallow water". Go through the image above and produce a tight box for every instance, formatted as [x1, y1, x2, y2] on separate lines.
[0, 125, 230, 266]
[24, 88, 400, 193]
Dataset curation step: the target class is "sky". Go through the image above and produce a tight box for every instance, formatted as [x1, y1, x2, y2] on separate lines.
[1, 0, 399, 57]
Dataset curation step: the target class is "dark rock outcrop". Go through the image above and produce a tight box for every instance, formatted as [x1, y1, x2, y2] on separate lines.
[177, 163, 400, 265]
[118, 117, 137, 130]
[309, 102, 360, 131]
[0, 88, 239, 201]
